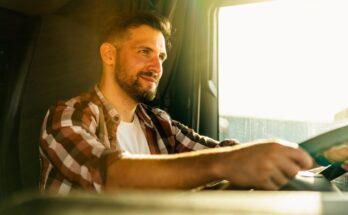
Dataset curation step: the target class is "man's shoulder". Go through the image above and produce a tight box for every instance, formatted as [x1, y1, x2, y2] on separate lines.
[50, 89, 101, 113]
[42, 88, 106, 132]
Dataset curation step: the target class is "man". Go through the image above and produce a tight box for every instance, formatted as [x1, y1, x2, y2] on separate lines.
[39, 12, 313, 194]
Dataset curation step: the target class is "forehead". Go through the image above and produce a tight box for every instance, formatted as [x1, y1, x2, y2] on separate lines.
[123, 25, 166, 50]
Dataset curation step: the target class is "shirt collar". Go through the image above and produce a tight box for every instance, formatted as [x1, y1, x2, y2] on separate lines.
[136, 104, 154, 128]
[94, 85, 120, 122]
[94, 84, 154, 128]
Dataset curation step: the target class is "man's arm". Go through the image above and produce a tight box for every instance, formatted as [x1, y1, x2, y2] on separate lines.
[105, 140, 313, 191]
[41, 102, 312, 192]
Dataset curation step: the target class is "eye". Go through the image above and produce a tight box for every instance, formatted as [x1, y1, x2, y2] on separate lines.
[139, 48, 150, 55]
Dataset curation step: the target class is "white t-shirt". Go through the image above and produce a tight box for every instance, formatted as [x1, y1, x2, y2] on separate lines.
[116, 114, 151, 155]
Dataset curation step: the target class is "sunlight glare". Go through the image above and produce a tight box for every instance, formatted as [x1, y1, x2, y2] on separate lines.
[219, 0, 348, 122]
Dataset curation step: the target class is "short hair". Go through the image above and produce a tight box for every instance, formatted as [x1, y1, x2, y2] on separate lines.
[99, 11, 172, 49]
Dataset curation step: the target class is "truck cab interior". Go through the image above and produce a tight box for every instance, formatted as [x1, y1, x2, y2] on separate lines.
[1, 0, 348, 214]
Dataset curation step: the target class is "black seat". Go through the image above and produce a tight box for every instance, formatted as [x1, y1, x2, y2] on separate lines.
[0, 4, 100, 199]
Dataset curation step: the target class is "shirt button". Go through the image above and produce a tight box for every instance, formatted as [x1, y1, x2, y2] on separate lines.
[114, 117, 119, 122]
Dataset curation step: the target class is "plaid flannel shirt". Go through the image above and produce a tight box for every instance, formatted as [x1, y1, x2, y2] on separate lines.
[39, 85, 237, 193]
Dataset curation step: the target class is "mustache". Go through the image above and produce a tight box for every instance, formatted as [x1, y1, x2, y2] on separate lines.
[137, 71, 160, 83]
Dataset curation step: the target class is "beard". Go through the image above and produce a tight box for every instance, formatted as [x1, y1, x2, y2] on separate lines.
[114, 60, 159, 103]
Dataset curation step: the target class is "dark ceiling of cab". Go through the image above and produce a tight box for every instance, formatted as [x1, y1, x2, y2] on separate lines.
[0, 0, 72, 15]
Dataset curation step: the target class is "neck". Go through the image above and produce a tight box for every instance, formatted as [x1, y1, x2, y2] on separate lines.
[98, 76, 137, 122]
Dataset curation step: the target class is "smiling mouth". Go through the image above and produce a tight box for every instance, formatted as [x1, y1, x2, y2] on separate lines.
[138, 72, 159, 85]
[140, 75, 157, 83]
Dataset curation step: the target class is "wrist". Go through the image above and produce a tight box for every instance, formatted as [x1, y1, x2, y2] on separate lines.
[208, 149, 231, 181]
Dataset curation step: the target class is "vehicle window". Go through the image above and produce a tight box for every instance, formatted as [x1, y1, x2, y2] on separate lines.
[218, 0, 348, 143]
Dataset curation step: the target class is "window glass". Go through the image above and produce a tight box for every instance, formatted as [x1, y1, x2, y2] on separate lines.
[218, 0, 348, 143]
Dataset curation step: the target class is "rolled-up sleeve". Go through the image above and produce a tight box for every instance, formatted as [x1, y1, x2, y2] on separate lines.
[171, 119, 239, 152]
[39, 101, 120, 193]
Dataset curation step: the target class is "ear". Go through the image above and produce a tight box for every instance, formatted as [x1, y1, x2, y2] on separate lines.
[100, 43, 117, 65]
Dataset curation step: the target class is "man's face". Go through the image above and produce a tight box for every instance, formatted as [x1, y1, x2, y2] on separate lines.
[113, 25, 167, 103]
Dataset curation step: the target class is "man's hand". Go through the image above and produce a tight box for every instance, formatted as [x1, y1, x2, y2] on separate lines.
[324, 143, 348, 163]
[323, 143, 348, 171]
[215, 139, 313, 190]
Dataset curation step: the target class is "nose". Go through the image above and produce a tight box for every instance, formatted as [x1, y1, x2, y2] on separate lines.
[148, 55, 162, 77]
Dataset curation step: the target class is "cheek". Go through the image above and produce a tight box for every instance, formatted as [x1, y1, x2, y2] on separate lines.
[127, 56, 147, 72]
[119, 59, 139, 76]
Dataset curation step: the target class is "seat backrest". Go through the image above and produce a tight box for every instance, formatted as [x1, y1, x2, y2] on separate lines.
[18, 14, 100, 191]
[0, 7, 41, 199]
